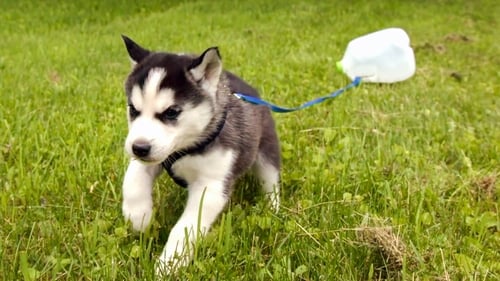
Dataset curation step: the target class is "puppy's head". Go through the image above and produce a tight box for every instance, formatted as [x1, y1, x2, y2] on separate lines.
[121, 36, 223, 164]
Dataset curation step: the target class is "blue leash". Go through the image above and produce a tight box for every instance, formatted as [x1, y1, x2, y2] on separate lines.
[233, 77, 362, 113]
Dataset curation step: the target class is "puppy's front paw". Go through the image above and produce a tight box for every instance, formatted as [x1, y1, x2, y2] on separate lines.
[122, 200, 153, 232]
[155, 249, 189, 277]
[154, 257, 175, 277]
[155, 227, 193, 277]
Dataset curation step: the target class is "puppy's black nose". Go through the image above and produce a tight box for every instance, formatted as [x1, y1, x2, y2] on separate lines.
[132, 141, 151, 157]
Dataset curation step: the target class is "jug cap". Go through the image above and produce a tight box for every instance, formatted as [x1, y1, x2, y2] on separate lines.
[336, 61, 344, 73]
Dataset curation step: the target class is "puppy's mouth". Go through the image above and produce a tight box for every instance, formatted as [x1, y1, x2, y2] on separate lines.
[133, 156, 163, 165]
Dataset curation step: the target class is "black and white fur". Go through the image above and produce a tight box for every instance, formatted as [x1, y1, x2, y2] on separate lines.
[120, 36, 281, 275]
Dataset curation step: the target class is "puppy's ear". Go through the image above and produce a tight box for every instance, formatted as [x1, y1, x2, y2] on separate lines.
[189, 47, 222, 95]
[121, 35, 150, 65]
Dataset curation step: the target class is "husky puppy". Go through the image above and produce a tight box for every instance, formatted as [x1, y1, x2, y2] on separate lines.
[120, 36, 281, 274]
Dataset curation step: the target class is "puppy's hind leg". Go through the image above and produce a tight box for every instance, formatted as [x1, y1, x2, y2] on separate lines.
[254, 152, 281, 212]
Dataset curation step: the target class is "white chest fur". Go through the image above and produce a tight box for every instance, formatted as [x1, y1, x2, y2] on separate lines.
[170, 147, 235, 186]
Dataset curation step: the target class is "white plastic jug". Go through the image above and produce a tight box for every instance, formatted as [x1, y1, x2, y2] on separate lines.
[336, 28, 416, 83]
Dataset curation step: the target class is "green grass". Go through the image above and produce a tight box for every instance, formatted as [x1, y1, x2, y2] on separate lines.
[1, 0, 499, 280]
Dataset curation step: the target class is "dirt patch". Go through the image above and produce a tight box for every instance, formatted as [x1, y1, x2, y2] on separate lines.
[357, 226, 406, 271]
[356, 218, 416, 279]
[413, 42, 446, 54]
[48, 70, 61, 85]
[444, 33, 473, 42]
[472, 175, 497, 200]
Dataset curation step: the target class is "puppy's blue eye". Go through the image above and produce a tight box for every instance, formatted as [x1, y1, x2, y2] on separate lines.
[129, 104, 140, 119]
[157, 105, 181, 121]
